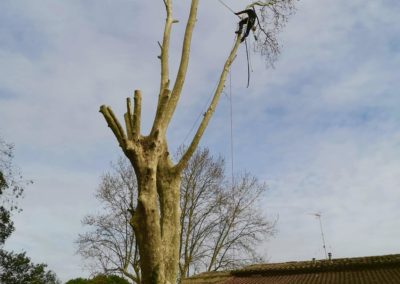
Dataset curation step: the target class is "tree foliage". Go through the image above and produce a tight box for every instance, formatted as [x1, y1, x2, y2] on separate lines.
[77, 148, 274, 282]
[0, 138, 28, 214]
[0, 250, 60, 284]
[0, 137, 60, 284]
[0, 138, 21, 247]
[66, 275, 130, 284]
[0, 171, 13, 245]
[0, 138, 27, 246]
[66, 278, 89, 284]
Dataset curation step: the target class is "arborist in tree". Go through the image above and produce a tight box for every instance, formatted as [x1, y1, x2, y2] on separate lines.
[235, 8, 257, 42]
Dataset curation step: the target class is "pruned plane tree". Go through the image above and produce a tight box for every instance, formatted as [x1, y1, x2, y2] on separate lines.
[99, 1, 295, 283]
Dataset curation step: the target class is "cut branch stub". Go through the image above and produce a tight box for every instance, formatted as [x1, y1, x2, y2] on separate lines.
[99, 105, 126, 148]
[124, 97, 134, 140]
[100, 90, 142, 149]
[133, 90, 142, 140]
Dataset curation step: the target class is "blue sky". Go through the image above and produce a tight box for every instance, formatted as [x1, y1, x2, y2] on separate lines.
[1, 0, 400, 282]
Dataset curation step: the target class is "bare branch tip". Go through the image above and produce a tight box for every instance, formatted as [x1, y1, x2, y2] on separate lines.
[99, 105, 107, 113]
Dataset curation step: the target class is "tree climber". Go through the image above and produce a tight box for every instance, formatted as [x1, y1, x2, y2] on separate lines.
[235, 8, 257, 42]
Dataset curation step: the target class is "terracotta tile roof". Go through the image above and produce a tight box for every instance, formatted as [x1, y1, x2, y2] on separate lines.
[182, 254, 400, 284]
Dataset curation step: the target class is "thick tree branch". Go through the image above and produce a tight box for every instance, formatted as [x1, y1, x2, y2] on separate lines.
[160, 0, 173, 93]
[133, 90, 142, 140]
[151, 88, 171, 136]
[175, 35, 241, 172]
[152, 0, 176, 133]
[124, 97, 134, 140]
[162, 0, 200, 129]
[100, 105, 126, 147]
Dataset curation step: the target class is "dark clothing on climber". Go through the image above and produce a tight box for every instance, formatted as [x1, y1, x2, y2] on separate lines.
[235, 9, 257, 42]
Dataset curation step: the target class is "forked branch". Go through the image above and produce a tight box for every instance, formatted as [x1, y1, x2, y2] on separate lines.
[153, 0, 175, 133]
[100, 90, 141, 149]
[163, 0, 200, 129]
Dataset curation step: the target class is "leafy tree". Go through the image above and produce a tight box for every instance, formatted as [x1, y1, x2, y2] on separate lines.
[0, 171, 13, 245]
[0, 137, 60, 284]
[90, 275, 130, 284]
[0, 138, 26, 214]
[66, 275, 130, 284]
[0, 250, 59, 284]
[65, 278, 89, 284]
[0, 138, 26, 246]
[77, 149, 275, 282]
[99, 1, 295, 282]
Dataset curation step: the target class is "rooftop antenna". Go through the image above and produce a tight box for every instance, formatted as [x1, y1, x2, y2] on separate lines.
[310, 212, 328, 259]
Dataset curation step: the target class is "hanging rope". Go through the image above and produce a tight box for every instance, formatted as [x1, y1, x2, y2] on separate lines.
[218, 0, 237, 15]
[228, 70, 236, 261]
[244, 39, 251, 88]
[182, 83, 217, 145]
[182, 37, 238, 146]
[229, 71, 234, 186]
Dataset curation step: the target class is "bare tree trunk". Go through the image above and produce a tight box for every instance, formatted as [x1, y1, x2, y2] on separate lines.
[157, 162, 181, 283]
[99, 0, 242, 281]
[132, 157, 164, 283]
[100, 53, 240, 284]
[121, 135, 180, 284]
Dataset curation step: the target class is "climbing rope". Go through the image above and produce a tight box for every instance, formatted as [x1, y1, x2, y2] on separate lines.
[228, 71, 234, 186]
[218, 0, 237, 15]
